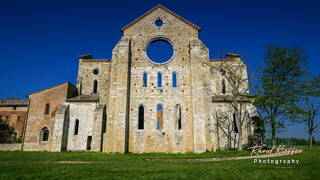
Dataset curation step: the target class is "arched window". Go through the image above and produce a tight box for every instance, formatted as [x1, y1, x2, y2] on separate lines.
[138, 105, 144, 129]
[157, 104, 163, 129]
[143, 72, 148, 87]
[175, 105, 182, 130]
[157, 72, 162, 88]
[74, 119, 79, 135]
[44, 103, 50, 115]
[222, 79, 226, 94]
[233, 113, 239, 133]
[93, 80, 98, 94]
[40, 127, 49, 141]
[172, 72, 177, 88]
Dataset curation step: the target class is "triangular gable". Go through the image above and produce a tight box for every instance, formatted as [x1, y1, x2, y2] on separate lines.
[121, 4, 201, 32]
[27, 82, 75, 96]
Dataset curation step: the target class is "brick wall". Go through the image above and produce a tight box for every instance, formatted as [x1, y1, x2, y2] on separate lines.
[23, 82, 77, 151]
[0, 106, 27, 137]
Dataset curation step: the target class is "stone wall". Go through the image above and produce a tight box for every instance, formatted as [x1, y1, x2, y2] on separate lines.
[101, 7, 205, 153]
[190, 39, 211, 153]
[0, 144, 22, 151]
[51, 104, 69, 152]
[211, 102, 254, 149]
[104, 37, 131, 153]
[67, 102, 99, 151]
[77, 59, 111, 104]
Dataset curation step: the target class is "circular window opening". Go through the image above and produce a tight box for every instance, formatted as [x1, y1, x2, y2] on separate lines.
[93, 68, 100, 75]
[155, 19, 163, 27]
[146, 40, 174, 64]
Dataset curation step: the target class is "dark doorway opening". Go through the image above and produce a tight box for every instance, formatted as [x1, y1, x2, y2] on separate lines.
[86, 136, 92, 150]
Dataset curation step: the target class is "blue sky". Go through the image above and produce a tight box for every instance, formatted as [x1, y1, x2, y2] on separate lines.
[0, 0, 319, 140]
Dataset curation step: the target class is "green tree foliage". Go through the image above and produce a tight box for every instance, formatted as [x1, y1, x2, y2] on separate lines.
[252, 116, 265, 145]
[255, 45, 307, 146]
[296, 75, 320, 148]
[0, 119, 16, 143]
[300, 75, 320, 96]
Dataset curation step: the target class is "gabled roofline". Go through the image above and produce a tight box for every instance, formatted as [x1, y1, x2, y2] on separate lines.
[121, 4, 201, 32]
[27, 82, 76, 96]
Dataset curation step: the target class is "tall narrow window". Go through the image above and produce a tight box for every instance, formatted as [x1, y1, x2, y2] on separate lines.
[93, 80, 98, 94]
[40, 127, 49, 141]
[138, 105, 144, 129]
[157, 72, 162, 88]
[86, 136, 92, 150]
[102, 112, 107, 133]
[222, 79, 226, 94]
[79, 84, 82, 95]
[172, 72, 177, 88]
[143, 72, 148, 87]
[44, 103, 50, 115]
[16, 116, 20, 123]
[74, 119, 79, 135]
[175, 105, 182, 130]
[157, 104, 163, 129]
[233, 113, 239, 133]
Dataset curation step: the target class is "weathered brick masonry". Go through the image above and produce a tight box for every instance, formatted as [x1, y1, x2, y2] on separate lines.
[0, 98, 28, 137]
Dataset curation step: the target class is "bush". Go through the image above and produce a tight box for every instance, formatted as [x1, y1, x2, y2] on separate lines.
[0, 119, 17, 143]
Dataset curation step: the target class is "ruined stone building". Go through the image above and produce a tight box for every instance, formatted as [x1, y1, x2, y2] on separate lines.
[4, 5, 257, 153]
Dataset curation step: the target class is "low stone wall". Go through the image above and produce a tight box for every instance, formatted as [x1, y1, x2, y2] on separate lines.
[0, 144, 22, 151]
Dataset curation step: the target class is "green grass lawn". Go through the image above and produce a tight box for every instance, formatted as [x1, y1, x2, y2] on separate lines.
[0, 147, 319, 180]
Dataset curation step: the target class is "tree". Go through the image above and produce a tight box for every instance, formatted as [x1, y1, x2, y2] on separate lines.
[299, 97, 319, 148]
[255, 45, 307, 146]
[252, 115, 265, 145]
[0, 118, 16, 143]
[212, 54, 254, 150]
[297, 75, 320, 148]
[215, 110, 237, 149]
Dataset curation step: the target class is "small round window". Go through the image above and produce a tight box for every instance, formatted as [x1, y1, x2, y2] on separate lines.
[146, 39, 174, 64]
[155, 19, 163, 27]
[93, 68, 100, 75]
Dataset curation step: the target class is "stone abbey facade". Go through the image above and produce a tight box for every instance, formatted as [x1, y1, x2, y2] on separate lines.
[18, 5, 256, 153]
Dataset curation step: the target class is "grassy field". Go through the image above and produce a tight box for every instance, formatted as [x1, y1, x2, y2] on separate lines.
[0, 147, 319, 180]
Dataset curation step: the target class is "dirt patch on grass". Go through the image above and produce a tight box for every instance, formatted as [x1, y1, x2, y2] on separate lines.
[48, 154, 286, 164]
[53, 161, 97, 164]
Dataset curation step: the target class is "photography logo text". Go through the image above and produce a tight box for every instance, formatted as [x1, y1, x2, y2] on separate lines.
[250, 145, 303, 165]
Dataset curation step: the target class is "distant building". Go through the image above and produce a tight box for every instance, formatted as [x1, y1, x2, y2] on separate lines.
[0, 98, 28, 137]
[9, 5, 256, 153]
